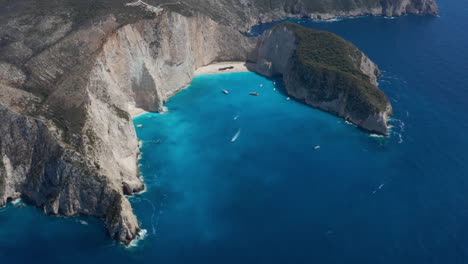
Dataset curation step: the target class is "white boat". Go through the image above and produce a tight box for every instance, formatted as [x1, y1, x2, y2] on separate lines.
[137, 124, 143, 128]
[286, 97, 291, 100]
[222, 89, 229, 94]
[314, 146, 321, 149]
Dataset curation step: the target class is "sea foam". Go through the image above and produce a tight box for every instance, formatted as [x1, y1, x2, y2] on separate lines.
[128, 229, 148, 248]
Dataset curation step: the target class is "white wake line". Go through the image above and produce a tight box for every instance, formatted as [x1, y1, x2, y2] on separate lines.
[372, 184, 385, 194]
[231, 129, 241, 142]
[143, 198, 157, 236]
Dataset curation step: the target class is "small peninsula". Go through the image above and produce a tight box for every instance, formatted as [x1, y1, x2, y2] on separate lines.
[255, 22, 392, 135]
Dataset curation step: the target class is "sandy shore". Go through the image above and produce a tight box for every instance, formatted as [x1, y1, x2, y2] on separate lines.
[194, 61, 255, 76]
[129, 107, 148, 118]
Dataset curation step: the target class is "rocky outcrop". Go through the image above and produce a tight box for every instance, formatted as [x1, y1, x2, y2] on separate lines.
[0, 104, 139, 243]
[254, 22, 392, 135]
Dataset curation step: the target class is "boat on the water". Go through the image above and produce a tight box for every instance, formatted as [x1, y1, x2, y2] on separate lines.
[222, 89, 229, 94]
[249, 92, 259, 96]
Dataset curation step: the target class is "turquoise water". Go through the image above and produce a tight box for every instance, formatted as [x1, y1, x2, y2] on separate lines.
[132, 72, 403, 263]
[2, 0, 468, 262]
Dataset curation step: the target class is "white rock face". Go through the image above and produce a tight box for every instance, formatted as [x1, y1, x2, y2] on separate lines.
[360, 55, 381, 86]
[256, 26, 297, 77]
[0, 10, 256, 245]
[83, 11, 257, 197]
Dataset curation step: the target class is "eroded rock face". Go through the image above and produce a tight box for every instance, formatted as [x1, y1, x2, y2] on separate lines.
[0, 105, 139, 244]
[254, 23, 392, 135]
[256, 26, 297, 76]
[0, 6, 255, 245]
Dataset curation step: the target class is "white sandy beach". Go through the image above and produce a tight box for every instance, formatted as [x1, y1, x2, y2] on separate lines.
[194, 61, 255, 76]
[129, 107, 148, 118]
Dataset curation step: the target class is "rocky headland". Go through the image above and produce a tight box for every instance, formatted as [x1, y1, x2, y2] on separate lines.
[0, 0, 436, 244]
[254, 22, 392, 135]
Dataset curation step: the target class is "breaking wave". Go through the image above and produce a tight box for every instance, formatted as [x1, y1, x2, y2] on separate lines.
[128, 229, 148, 248]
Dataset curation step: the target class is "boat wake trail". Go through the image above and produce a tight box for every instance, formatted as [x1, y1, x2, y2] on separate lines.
[130, 196, 159, 236]
[142, 198, 158, 235]
[389, 118, 405, 144]
[372, 183, 386, 194]
[231, 129, 241, 142]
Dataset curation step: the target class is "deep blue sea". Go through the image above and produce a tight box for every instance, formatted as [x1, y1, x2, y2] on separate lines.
[1, 0, 468, 263]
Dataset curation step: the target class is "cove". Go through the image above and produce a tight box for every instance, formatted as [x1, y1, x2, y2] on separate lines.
[1, 0, 468, 261]
[131, 71, 400, 264]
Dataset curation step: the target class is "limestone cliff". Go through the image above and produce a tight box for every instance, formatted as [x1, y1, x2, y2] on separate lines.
[0, 2, 255, 245]
[254, 22, 392, 135]
[0, 104, 140, 243]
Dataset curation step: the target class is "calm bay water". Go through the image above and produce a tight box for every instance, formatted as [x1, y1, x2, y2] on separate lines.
[1, 0, 468, 263]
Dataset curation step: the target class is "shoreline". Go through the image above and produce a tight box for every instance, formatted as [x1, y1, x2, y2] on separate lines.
[130, 61, 254, 119]
[129, 107, 148, 118]
[194, 61, 255, 76]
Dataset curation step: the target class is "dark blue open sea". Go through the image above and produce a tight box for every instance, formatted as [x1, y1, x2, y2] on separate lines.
[1, 0, 467, 263]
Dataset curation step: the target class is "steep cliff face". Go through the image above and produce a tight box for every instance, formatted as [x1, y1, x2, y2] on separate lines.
[84, 10, 255, 196]
[0, 3, 255, 245]
[0, 10, 143, 244]
[0, 104, 139, 243]
[255, 22, 392, 135]
[93, 11, 256, 104]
